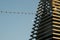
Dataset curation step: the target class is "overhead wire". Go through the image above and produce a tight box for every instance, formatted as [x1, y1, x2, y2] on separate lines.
[0, 10, 36, 15]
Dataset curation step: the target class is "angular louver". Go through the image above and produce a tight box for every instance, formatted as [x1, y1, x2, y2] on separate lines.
[52, 0, 60, 40]
[30, 0, 60, 40]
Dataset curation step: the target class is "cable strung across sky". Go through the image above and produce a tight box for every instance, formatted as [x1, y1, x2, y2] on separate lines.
[0, 10, 36, 15]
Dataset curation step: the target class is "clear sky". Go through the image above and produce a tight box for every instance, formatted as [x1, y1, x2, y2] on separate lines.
[0, 0, 39, 40]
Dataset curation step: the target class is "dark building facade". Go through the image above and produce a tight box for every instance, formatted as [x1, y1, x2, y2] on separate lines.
[30, 0, 60, 40]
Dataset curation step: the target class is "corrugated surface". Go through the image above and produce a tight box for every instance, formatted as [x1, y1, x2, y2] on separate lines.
[30, 0, 60, 40]
[52, 0, 60, 40]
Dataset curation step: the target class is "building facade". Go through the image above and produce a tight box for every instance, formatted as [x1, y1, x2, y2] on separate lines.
[30, 0, 60, 40]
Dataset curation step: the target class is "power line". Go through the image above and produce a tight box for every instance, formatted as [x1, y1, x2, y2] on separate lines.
[0, 10, 36, 15]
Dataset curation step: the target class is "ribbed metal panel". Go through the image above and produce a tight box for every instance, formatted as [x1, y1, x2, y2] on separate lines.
[30, 0, 60, 40]
[52, 0, 60, 40]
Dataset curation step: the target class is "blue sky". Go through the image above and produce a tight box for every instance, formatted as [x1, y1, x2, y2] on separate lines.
[0, 0, 39, 40]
